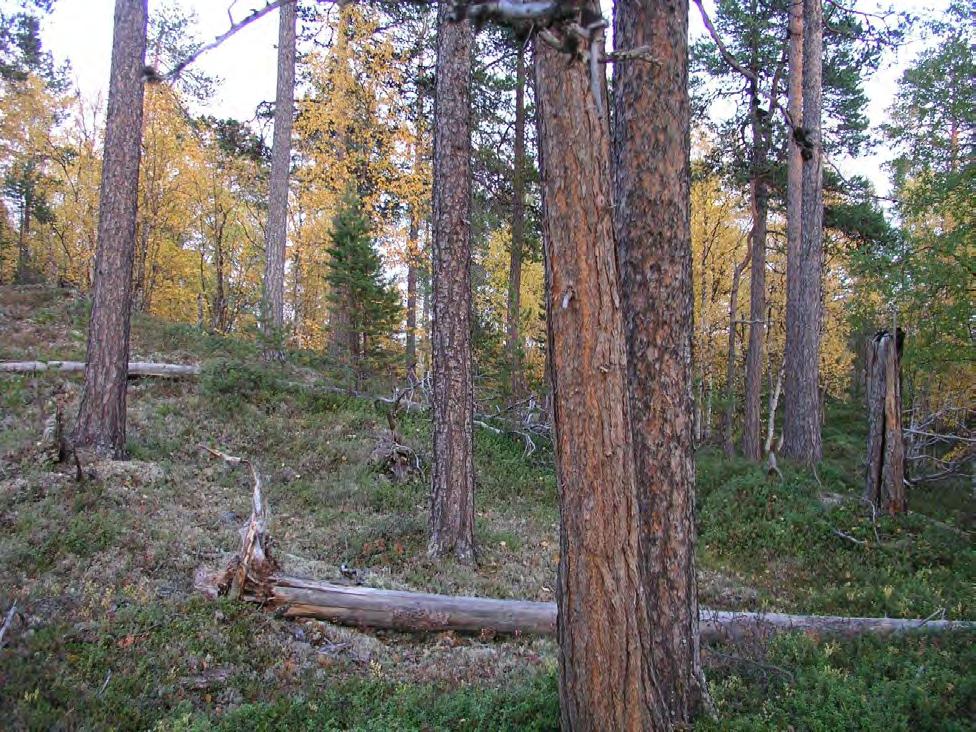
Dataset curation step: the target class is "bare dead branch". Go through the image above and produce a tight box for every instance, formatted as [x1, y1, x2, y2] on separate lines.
[155, 0, 296, 83]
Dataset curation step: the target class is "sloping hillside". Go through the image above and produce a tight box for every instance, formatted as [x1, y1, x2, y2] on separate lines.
[1, 286, 972, 730]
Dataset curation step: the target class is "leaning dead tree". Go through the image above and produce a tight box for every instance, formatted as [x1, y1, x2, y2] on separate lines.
[196, 455, 976, 639]
[865, 329, 906, 515]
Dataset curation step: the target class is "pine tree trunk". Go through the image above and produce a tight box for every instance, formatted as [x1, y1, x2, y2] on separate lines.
[406, 125, 423, 385]
[261, 0, 296, 361]
[783, 0, 824, 464]
[742, 93, 769, 461]
[405, 219, 419, 384]
[15, 194, 31, 283]
[613, 0, 710, 723]
[429, 0, 475, 562]
[505, 42, 527, 399]
[536, 23, 652, 729]
[865, 329, 906, 515]
[72, 0, 148, 458]
[723, 252, 750, 457]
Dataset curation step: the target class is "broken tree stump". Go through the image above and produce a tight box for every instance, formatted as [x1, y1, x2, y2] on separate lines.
[865, 329, 906, 515]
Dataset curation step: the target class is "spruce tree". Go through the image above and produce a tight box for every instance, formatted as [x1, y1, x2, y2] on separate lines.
[326, 190, 401, 388]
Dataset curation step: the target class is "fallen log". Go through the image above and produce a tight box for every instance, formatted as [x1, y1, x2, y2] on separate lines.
[0, 360, 200, 377]
[197, 451, 976, 641]
[199, 573, 974, 640]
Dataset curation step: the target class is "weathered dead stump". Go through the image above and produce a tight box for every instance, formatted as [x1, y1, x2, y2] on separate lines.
[865, 329, 906, 515]
[195, 446, 279, 601]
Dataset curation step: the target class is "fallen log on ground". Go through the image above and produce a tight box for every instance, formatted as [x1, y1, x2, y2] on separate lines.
[194, 571, 975, 640]
[0, 360, 201, 377]
[196, 449, 976, 640]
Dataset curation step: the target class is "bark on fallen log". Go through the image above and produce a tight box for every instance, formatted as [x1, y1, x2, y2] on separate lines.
[197, 572, 974, 640]
[197, 450, 976, 641]
[0, 360, 201, 377]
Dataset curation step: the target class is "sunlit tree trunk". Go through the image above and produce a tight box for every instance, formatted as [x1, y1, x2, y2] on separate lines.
[428, 0, 475, 561]
[261, 0, 296, 361]
[72, 0, 148, 457]
[783, 0, 824, 463]
[536, 21, 652, 727]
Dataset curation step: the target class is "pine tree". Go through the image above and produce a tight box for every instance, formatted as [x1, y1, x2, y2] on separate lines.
[326, 190, 401, 389]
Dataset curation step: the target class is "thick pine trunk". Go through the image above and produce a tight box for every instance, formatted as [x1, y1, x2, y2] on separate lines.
[429, 1, 475, 562]
[260, 0, 296, 360]
[613, 0, 710, 724]
[535, 18, 653, 730]
[783, 0, 824, 464]
[505, 42, 527, 399]
[742, 94, 769, 461]
[865, 329, 906, 515]
[72, 0, 148, 458]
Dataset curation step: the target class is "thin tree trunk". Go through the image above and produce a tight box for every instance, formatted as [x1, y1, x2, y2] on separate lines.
[406, 123, 423, 384]
[72, 0, 148, 458]
[613, 0, 710, 723]
[765, 359, 784, 454]
[15, 195, 31, 282]
[783, 0, 824, 464]
[723, 251, 750, 457]
[211, 219, 226, 332]
[405, 221, 419, 384]
[535, 13, 652, 728]
[505, 41, 527, 399]
[742, 90, 769, 461]
[261, 0, 296, 361]
[428, 0, 475, 562]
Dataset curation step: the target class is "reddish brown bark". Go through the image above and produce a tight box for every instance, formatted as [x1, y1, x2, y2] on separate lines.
[613, 0, 710, 723]
[535, 17, 654, 728]
[783, 0, 824, 463]
[428, 0, 475, 562]
[72, 0, 148, 457]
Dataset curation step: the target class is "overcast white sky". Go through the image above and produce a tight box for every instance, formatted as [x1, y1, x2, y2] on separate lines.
[41, 0, 948, 196]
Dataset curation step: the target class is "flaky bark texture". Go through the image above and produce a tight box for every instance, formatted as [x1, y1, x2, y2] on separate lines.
[742, 92, 770, 462]
[260, 0, 296, 360]
[72, 0, 148, 458]
[536, 16, 652, 730]
[429, 1, 475, 562]
[613, 0, 710, 726]
[865, 330, 906, 515]
[783, 0, 824, 463]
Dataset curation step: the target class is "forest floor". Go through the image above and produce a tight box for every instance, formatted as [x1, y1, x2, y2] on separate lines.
[1, 285, 973, 731]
